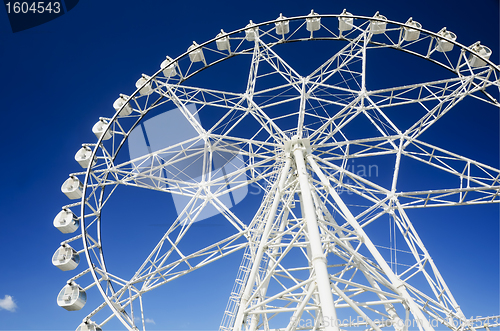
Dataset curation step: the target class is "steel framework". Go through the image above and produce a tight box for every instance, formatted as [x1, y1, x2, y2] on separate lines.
[52, 11, 500, 331]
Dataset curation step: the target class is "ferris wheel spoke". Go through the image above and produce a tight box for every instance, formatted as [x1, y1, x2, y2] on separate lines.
[155, 82, 260, 135]
[246, 97, 287, 141]
[242, 40, 297, 141]
[312, 135, 402, 162]
[307, 29, 366, 94]
[309, 154, 391, 202]
[156, 82, 244, 107]
[389, 201, 468, 325]
[90, 134, 279, 198]
[385, 75, 479, 140]
[395, 138, 500, 207]
[80, 275, 151, 330]
[257, 39, 303, 94]
[366, 74, 493, 110]
[308, 95, 365, 145]
[134, 231, 248, 292]
[396, 185, 500, 208]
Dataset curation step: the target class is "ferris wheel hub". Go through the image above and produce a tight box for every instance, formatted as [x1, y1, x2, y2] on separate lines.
[285, 136, 311, 154]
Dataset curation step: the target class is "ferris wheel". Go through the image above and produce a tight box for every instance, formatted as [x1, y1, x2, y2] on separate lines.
[52, 10, 500, 331]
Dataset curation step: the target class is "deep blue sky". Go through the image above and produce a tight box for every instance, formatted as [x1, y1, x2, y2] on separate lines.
[0, 0, 498, 330]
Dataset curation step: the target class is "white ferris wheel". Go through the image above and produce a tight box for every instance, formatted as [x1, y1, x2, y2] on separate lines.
[51, 10, 500, 331]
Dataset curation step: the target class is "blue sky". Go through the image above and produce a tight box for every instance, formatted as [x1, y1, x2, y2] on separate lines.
[0, 0, 499, 330]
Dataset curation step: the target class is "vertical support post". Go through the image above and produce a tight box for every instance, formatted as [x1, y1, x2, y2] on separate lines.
[234, 157, 292, 331]
[308, 155, 435, 331]
[293, 144, 339, 331]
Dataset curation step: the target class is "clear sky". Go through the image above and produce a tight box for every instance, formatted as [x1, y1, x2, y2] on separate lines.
[0, 0, 498, 330]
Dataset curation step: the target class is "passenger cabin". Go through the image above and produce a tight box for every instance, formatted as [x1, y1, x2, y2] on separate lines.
[57, 283, 86, 311]
[436, 28, 457, 52]
[245, 21, 258, 41]
[52, 245, 80, 271]
[135, 76, 153, 95]
[160, 57, 177, 77]
[338, 10, 353, 32]
[53, 209, 79, 234]
[370, 12, 387, 35]
[469, 43, 492, 67]
[403, 18, 421, 41]
[113, 95, 133, 116]
[275, 14, 289, 35]
[216, 30, 231, 51]
[92, 119, 112, 140]
[306, 10, 321, 32]
[61, 177, 83, 200]
[75, 146, 96, 169]
[188, 42, 205, 63]
[76, 322, 102, 331]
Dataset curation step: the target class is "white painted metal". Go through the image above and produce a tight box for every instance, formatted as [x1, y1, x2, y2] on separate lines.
[52, 11, 500, 331]
[293, 140, 339, 331]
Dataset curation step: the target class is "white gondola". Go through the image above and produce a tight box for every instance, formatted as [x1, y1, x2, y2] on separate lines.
[160, 56, 177, 77]
[468, 42, 492, 68]
[306, 10, 321, 32]
[76, 322, 102, 331]
[52, 245, 80, 271]
[61, 177, 83, 200]
[188, 42, 205, 63]
[245, 21, 258, 41]
[75, 146, 96, 169]
[92, 119, 112, 140]
[57, 283, 86, 311]
[370, 12, 387, 35]
[403, 18, 421, 41]
[275, 14, 289, 35]
[338, 9, 353, 32]
[113, 94, 133, 116]
[435, 28, 456, 52]
[215, 30, 231, 51]
[135, 76, 153, 95]
[53, 209, 79, 233]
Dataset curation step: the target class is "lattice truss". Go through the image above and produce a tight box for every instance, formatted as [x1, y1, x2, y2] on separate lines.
[53, 12, 500, 331]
